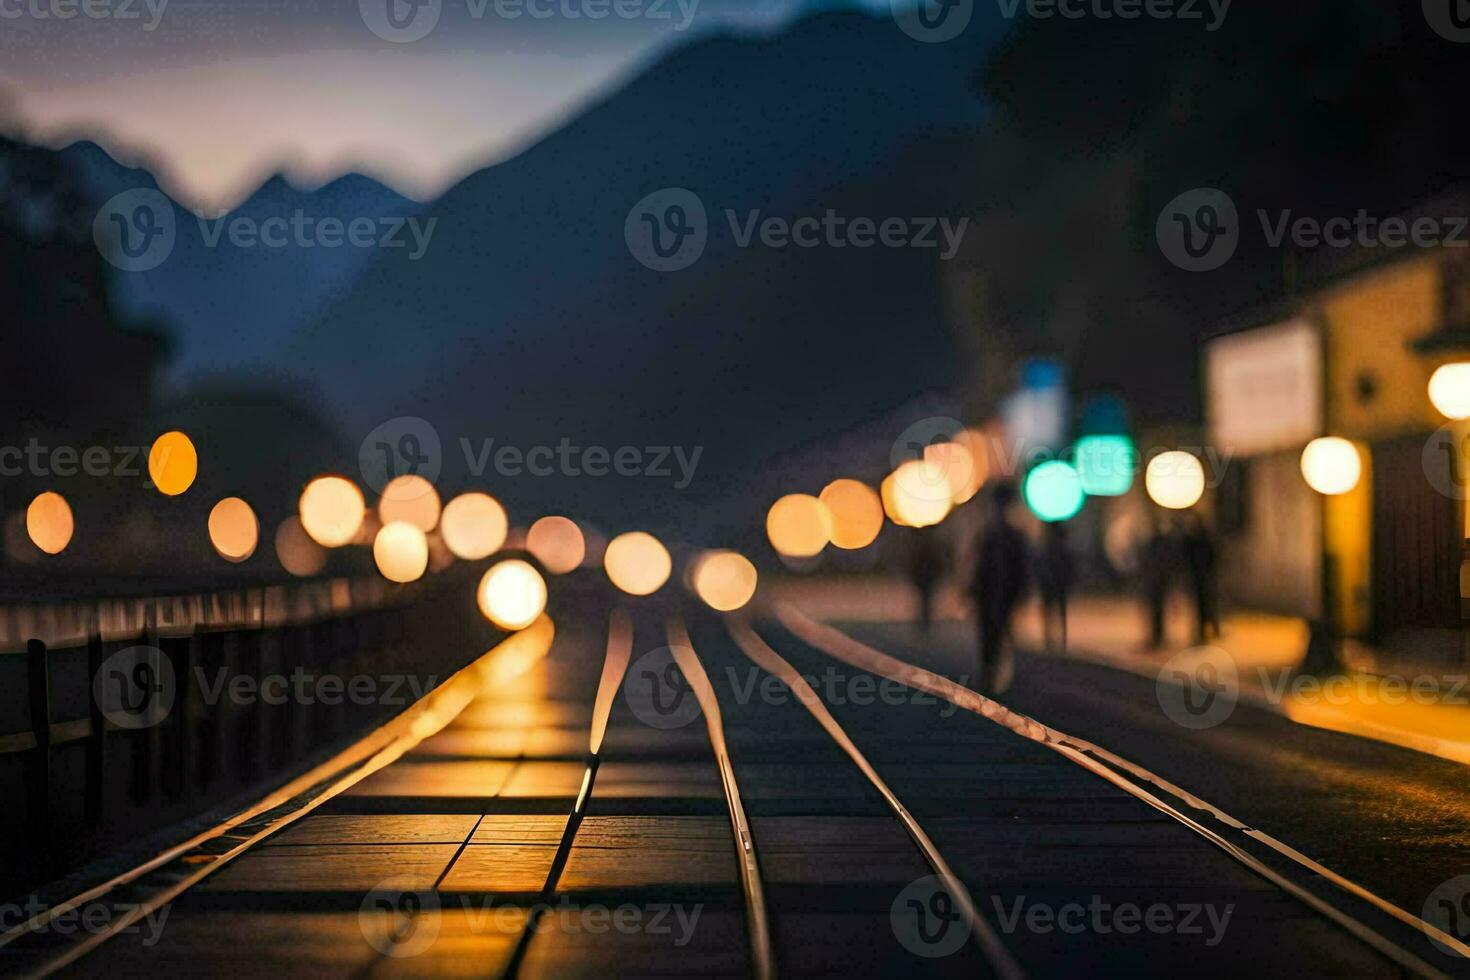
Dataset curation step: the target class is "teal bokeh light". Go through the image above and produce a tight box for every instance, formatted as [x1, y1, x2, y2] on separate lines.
[1023, 460, 1085, 523]
[1074, 434, 1136, 497]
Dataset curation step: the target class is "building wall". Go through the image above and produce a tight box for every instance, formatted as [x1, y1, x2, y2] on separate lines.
[1318, 255, 1441, 443]
[1209, 250, 1464, 636]
[1218, 451, 1319, 617]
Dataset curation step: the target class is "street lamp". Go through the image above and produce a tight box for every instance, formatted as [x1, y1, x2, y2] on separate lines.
[1299, 436, 1362, 496]
[1299, 436, 1362, 676]
[1429, 361, 1470, 420]
[1144, 450, 1205, 510]
[1428, 362, 1470, 622]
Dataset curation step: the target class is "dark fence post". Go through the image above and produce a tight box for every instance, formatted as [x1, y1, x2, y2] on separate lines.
[197, 630, 223, 789]
[162, 634, 191, 802]
[85, 628, 107, 824]
[26, 638, 53, 877]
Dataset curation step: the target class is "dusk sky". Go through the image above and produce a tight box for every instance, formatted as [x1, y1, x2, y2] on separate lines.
[1, 0, 873, 208]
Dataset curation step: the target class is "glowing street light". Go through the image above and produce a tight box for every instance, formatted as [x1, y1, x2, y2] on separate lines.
[1428, 362, 1470, 420]
[692, 550, 758, 611]
[478, 558, 548, 630]
[1023, 460, 1084, 523]
[275, 516, 327, 577]
[439, 492, 508, 560]
[1144, 451, 1205, 510]
[604, 531, 672, 595]
[148, 430, 197, 496]
[527, 516, 586, 574]
[378, 474, 441, 531]
[299, 476, 366, 547]
[208, 497, 259, 563]
[819, 479, 884, 550]
[373, 521, 429, 583]
[1300, 437, 1361, 496]
[766, 494, 832, 557]
[26, 492, 73, 555]
[883, 461, 952, 528]
[1074, 434, 1136, 497]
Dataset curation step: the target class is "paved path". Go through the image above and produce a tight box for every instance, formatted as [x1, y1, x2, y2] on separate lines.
[35, 591, 1455, 977]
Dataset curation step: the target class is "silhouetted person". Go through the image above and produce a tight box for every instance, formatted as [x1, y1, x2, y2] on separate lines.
[1141, 513, 1174, 649]
[1182, 513, 1220, 643]
[970, 481, 1028, 694]
[906, 528, 947, 633]
[1035, 522, 1073, 656]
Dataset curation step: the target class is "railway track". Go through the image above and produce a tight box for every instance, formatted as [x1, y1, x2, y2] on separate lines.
[3, 592, 1464, 977]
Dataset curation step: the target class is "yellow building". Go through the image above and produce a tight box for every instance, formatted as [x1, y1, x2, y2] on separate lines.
[1205, 244, 1469, 645]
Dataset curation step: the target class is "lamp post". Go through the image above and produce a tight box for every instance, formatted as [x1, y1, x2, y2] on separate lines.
[1427, 361, 1470, 627]
[1299, 436, 1362, 676]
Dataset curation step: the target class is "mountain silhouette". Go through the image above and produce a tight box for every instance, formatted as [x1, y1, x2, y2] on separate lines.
[290, 9, 1001, 533]
[46, 8, 1002, 536]
[58, 139, 420, 398]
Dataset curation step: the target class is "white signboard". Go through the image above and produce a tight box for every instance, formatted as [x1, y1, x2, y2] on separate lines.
[1206, 318, 1322, 456]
